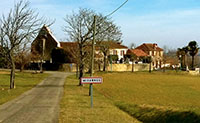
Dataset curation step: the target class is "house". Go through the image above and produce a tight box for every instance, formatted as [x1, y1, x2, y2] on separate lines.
[108, 42, 129, 61]
[31, 25, 60, 63]
[94, 41, 128, 63]
[135, 43, 163, 69]
[126, 49, 149, 63]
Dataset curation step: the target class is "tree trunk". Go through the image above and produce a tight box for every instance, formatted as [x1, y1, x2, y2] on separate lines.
[103, 52, 107, 71]
[20, 64, 24, 72]
[40, 62, 43, 73]
[76, 63, 79, 78]
[79, 63, 83, 86]
[163, 61, 165, 73]
[149, 62, 151, 73]
[132, 60, 134, 72]
[10, 56, 15, 89]
[79, 46, 83, 86]
[192, 56, 194, 70]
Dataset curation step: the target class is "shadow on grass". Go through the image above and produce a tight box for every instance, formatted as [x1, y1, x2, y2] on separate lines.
[116, 102, 200, 123]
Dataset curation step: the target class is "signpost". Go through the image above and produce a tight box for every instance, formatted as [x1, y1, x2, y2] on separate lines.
[81, 77, 103, 108]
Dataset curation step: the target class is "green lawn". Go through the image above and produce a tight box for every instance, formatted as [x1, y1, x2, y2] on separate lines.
[94, 71, 200, 122]
[59, 75, 140, 123]
[0, 71, 49, 105]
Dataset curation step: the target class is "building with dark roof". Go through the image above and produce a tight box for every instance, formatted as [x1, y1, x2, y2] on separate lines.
[31, 25, 60, 62]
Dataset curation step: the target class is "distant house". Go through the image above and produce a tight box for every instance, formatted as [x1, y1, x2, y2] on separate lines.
[95, 41, 128, 63]
[108, 42, 129, 61]
[135, 43, 163, 69]
[126, 49, 149, 63]
[31, 25, 60, 63]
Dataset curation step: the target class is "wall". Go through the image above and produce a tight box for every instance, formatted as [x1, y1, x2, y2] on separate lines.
[106, 63, 151, 72]
[60, 63, 151, 72]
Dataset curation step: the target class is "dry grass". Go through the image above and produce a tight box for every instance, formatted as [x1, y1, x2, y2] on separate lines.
[0, 71, 49, 105]
[94, 71, 200, 122]
[59, 75, 140, 123]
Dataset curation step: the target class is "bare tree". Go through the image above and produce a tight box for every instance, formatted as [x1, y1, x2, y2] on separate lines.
[64, 8, 122, 85]
[15, 44, 31, 72]
[0, 1, 46, 89]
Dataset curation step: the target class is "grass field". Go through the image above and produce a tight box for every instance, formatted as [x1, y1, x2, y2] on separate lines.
[0, 71, 49, 105]
[59, 75, 140, 123]
[94, 71, 200, 122]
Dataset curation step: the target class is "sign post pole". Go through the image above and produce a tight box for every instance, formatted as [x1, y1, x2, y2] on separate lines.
[90, 83, 93, 108]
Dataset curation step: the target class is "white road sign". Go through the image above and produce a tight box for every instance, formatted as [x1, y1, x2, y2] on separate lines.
[81, 77, 103, 84]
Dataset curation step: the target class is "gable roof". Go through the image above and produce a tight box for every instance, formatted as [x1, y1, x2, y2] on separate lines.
[127, 49, 148, 57]
[136, 43, 163, 51]
[39, 25, 60, 47]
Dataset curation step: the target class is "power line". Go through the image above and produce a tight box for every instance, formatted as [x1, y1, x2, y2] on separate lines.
[106, 0, 128, 17]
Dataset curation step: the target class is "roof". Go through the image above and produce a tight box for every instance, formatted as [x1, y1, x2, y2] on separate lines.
[136, 43, 163, 51]
[42, 25, 60, 47]
[127, 49, 148, 57]
[60, 42, 78, 49]
[97, 41, 128, 49]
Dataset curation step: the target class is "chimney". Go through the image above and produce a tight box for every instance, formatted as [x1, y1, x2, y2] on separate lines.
[153, 43, 157, 49]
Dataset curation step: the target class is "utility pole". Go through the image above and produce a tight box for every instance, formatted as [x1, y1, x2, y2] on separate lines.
[89, 16, 96, 106]
[90, 15, 96, 77]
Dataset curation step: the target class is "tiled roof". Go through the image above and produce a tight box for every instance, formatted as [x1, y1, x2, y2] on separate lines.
[97, 41, 128, 49]
[136, 43, 163, 51]
[60, 42, 78, 49]
[60, 41, 128, 50]
[127, 49, 148, 57]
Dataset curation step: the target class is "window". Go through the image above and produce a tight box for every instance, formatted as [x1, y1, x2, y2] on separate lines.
[149, 51, 152, 56]
[113, 50, 117, 55]
[120, 50, 124, 56]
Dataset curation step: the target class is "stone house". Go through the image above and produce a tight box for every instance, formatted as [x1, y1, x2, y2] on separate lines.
[135, 43, 163, 69]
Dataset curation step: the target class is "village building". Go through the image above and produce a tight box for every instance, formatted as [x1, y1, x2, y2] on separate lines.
[126, 49, 149, 63]
[31, 25, 60, 63]
[135, 43, 164, 69]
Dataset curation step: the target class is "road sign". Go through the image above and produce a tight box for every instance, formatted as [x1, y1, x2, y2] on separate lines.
[81, 77, 103, 84]
[81, 77, 102, 108]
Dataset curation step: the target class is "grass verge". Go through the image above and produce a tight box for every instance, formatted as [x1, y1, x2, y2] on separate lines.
[0, 71, 49, 105]
[116, 102, 200, 123]
[59, 75, 140, 123]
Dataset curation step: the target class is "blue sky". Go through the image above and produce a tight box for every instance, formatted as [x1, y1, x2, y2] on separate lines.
[1, 0, 200, 49]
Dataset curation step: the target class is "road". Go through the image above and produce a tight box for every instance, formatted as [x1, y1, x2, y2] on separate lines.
[0, 72, 72, 123]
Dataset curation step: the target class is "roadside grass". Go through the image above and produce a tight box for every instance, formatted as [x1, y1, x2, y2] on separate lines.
[0, 71, 49, 105]
[59, 75, 140, 123]
[94, 71, 200, 122]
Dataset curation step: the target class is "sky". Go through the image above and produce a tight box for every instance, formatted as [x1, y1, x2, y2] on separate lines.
[1, 0, 200, 49]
